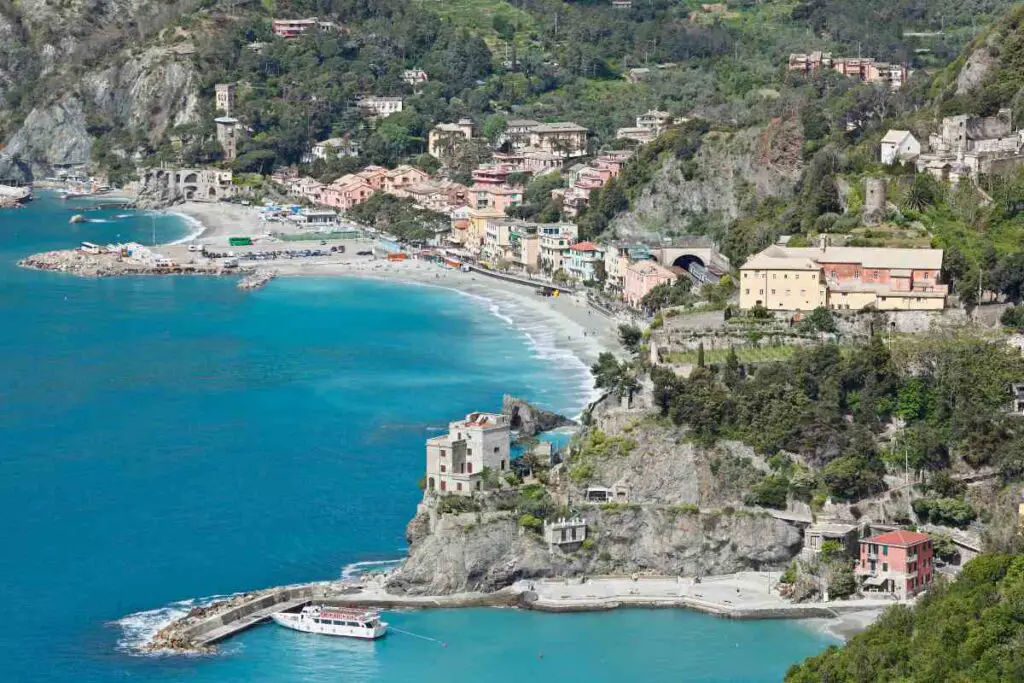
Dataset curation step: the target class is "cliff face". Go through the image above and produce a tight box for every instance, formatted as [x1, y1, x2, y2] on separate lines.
[387, 506, 801, 595]
[0, 1, 202, 180]
[387, 398, 803, 596]
[610, 120, 802, 243]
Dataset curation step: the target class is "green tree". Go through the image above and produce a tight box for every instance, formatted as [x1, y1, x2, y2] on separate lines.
[618, 325, 642, 354]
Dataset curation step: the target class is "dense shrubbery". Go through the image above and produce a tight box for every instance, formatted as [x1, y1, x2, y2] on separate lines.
[912, 497, 977, 528]
[787, 553, 1024, 682]
[346, 194, 447, 242]
[648, 334, 1024, 501]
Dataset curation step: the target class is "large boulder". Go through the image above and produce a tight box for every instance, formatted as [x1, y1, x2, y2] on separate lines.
[502, 395, 574, 437]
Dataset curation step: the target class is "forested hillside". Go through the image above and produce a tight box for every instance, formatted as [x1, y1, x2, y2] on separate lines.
[0, 0, 1017, 190]
[786, 553, 1024, 682]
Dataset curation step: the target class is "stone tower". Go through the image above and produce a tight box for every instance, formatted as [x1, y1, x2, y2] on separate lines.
[215, 84, 236, 116]
[864, 177, 887, 224]
[215, 117, 239, 162]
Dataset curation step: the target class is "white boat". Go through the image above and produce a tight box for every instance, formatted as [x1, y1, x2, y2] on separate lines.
[270, 605, 387, 640]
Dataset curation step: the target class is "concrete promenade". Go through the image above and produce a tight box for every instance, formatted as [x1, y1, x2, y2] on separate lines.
[145, 572, 901, 652]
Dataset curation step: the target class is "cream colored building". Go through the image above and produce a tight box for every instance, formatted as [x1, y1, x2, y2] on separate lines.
[425, 412, 511, 496]
[739, 245, 947, 312]
[739, 251, 826, 311]
[428, 119, 474, 159]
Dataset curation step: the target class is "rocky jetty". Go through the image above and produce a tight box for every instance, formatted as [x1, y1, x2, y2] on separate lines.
[502, 395, 575, 437]
[19, 249, 227, 277]
[0, 196, 24, 209]
[237, 268, 276, 290]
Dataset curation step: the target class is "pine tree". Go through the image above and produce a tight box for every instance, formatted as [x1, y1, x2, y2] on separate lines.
[724, 346, 740, 388]
[697, 342, 705, 368]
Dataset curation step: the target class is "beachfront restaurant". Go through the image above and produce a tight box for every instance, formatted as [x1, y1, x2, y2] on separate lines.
[288, 210, 338, 228]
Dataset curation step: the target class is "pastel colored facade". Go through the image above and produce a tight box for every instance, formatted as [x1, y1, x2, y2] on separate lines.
[287, 177, 326, 203]
[788, 52, 908, 90]
[214, 116, 239, 162]
[424, 412, 511, 496]
[321, 177, 375, 210]
[603, 245, 631, 291]
[739, 245, 946, 312]
[880, 130, 920, 165]
[272, 18, 329, 39]
[355, 165, 389, 189]
[540, 231, 576, 273]
[382, 165, 431, 193]
[356, 96, 403, 118]
[472, 184, 523, 213]
[428, 119, 475, 159]
[214, 83, 236, 115]
[471, 163, 518, 187]
[566, 241, 604, 282]
[529, 123, 588, 158]
[856, 530, 934, 600]
[464, 207, 506, 251]
[624, 259, 676, 307]
[501, 119, 542, 151]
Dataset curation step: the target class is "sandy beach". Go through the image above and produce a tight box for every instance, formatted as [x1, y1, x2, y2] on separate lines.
[165, 202, 624, 373]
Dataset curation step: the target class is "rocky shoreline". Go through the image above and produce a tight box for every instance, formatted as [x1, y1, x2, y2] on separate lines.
[19, 249, 234, 277]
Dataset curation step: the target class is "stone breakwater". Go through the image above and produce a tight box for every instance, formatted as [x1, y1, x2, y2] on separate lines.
[237, 268, 276, 290]
[18, 250, 232, 277]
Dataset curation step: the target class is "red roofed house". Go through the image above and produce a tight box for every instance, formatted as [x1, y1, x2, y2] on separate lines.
[566, 241, 604, 282]
[855, 530, 934, 599]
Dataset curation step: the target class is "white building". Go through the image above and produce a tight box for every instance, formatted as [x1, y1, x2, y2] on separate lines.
[544, 517, 587, 549]
[402, 69, 428, 86]
[356, 96, 403, 118]
[425, 412, 511, 496]
[566, 241, 603, 282]
[308, 137, 360, 162]
[880, 130, 920, 165]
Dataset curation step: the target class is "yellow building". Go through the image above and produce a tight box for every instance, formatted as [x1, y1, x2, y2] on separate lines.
[739, 251, 827, 311]
[739, 245, 947, 312]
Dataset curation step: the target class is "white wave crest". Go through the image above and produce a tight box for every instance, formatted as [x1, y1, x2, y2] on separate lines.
[166, 213, 207, 245]
[341, 559, 404, 581]
[112, 594, 229, 655]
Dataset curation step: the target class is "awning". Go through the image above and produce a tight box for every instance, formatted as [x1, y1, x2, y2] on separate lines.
[863, 574, 887, 587]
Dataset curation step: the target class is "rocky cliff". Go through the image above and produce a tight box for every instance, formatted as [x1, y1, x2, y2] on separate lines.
[610, 118, 802, 243]
[0, 0, 202, 181]
[386, 397, 804, 596]
[387, 505, 801, 595]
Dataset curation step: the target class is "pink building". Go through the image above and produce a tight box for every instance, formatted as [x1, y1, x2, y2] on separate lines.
[272, 18, 324, 39]
[856, 530, 934, 600]
[355, 165, 389, 190]
[321, 177, 375, 210]
[383, 165, 431, 193]
[624, 260, 677, 308]
[472, 163, 519, 187]
[472, 184, 523, 213]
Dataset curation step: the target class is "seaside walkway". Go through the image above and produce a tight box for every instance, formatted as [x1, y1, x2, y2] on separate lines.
[192, 596, 311, 647]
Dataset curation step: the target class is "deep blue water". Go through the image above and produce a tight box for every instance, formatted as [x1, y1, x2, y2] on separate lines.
[0, 194, 831, 682]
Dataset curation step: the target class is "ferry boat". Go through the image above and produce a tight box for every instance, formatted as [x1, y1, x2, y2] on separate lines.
[270, 605, 388, 640]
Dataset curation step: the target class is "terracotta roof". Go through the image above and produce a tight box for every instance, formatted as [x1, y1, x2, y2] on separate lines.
[864, 530, 931, 546]
[571, 241, 599, 252]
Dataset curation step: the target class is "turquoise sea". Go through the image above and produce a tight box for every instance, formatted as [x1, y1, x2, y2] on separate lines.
[0, 194, 832, 682]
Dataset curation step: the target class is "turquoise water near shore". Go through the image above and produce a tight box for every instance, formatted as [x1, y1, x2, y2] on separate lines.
[0, 195, 831, 682]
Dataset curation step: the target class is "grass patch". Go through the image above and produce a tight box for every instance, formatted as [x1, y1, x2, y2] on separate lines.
[663, 345, 797, 365]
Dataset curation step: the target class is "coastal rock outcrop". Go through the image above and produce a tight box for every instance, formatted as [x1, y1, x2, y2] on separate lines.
[502, 395, 575, 437]
[0, 98, 91, 181]
[386, 506, 801, 595]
